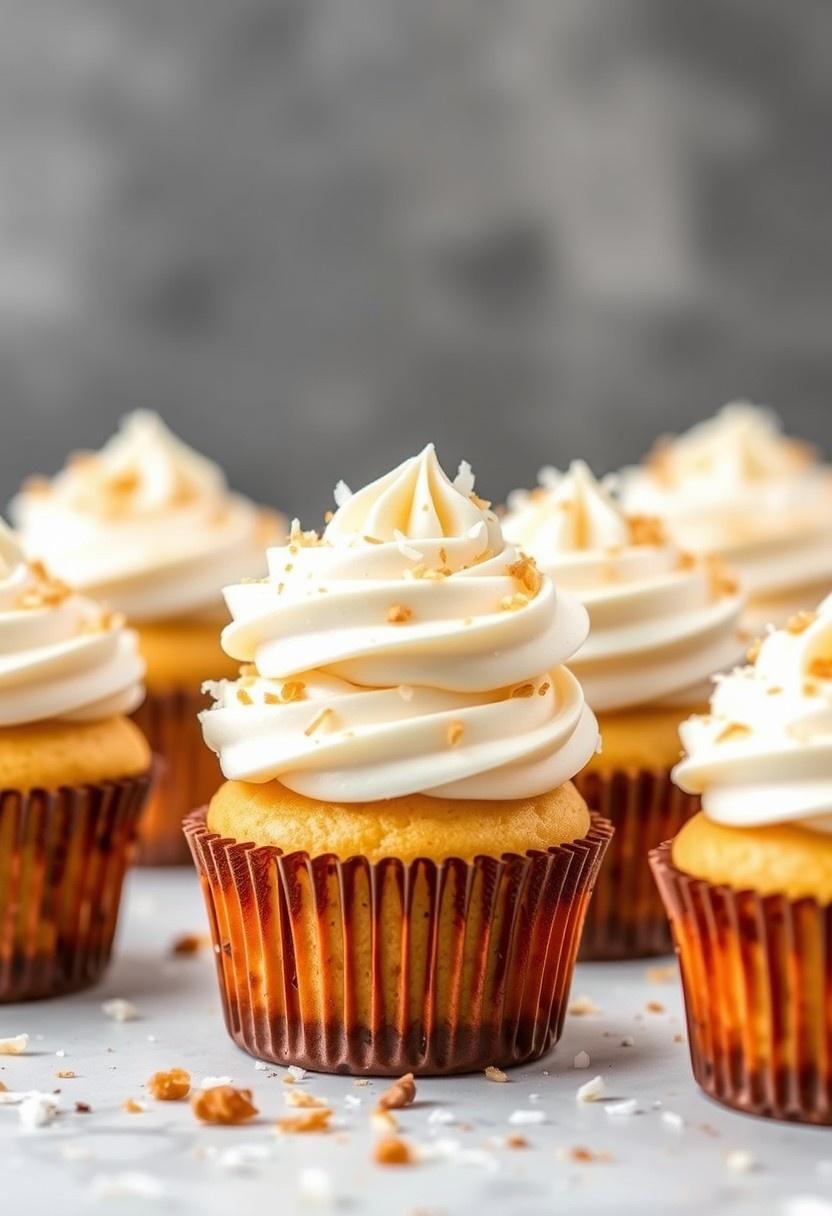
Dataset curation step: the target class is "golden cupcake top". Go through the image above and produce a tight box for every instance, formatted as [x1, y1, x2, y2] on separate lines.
[503, 460, 744, 712]
[200, 445, 599, 802]
[11, 411, 284, 623]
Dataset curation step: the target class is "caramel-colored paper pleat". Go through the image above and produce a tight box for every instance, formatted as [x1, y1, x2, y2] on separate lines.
[651, 841, 832, 1124]
[185, 809, 613, 1076]
[132, 686, 221, 865]
[0, 772, 151, 1002]
[575, 766, 698, 960]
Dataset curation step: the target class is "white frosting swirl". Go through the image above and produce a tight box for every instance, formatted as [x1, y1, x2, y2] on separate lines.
[11, 412, 283, 623]
[673, 596, 832, 834]
[503, 461, 744, 712]
[200, 445, 598, 801]
[0, 522, 145, 726]
[621, 403, 832, 628]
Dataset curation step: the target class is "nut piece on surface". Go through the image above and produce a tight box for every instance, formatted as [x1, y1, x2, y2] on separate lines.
[191, 1085, 258, 1125]
[275, 1107, 332, 1134]
[376, 1073, 416, 1111]
[148, 1068, 191, 1101]
[373, 1136, 416, 1166]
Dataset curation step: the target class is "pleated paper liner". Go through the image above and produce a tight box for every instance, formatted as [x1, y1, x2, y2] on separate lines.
[131, 686, 221, 865]
[0, 770, 152, 1003]
[574, 766, 699, 960]
[650, 841, 832, 1124]
[184, 808, 613, 1076]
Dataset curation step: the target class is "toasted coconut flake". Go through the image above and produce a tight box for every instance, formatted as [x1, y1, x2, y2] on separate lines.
[715, 722, 751, 744]
[276, 1108, 332, 1134]
[387, 604, 413, 624]
[500, 592, 529, 612]
[510, 682, 535, 699]
[447, 721, 464, 747]
[236, 688, 253, 705]
[787, 610, 818, 635]
[122, 1098, 145, 1114]
[809, 656, 832, 680]
[627, 515, 666, 547]
[507, 556, 542, 597]
[746, 638, 762, 664]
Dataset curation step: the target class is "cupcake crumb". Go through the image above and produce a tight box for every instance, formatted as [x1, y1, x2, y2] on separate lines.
[285, 1089, 326, 1109]
[376, 1073, 416, 1111]
[645, 965, 676, 984]
[371, 1109, 398, 1134]
[193, 1085, 258, 1125]
[373, 1136, 416, 1166]
[485, 1066, 509, 1083]
[122, 1098, 145, 1114]
[569, 995, 600, 1016]
[147, 1069, 190, 1101]
[276, 1108, 332, 1134]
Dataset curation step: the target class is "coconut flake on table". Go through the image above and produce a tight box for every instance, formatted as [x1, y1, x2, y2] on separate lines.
[508, 1109, 546, 1126]
[576, 1076, 606, 1103]
[101, 998, 138, 1022]
[200, 1076, 233, 1090]
[573, 1051, 591, 1070]
[19, 1094, 58, 1129]
[89, 1173, 168, 1201]
[661, 1110, 685, 1130]
[0, 1034, 28, 1055]
[605, 1099, 639, 1118]
[297, 1167, 335, 1205]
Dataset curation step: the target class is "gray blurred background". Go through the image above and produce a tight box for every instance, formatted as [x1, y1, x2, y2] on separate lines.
[1, 0, 831, 521]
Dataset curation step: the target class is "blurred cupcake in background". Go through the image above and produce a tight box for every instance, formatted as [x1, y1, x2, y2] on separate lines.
[621, 402, 832, 634]
[11, 411, 284, 864]
[187, 445, 611, 1075]
[504, 460, 744, 958]
[0, 521, 151, 1001]
[651, 596, 832, 1123]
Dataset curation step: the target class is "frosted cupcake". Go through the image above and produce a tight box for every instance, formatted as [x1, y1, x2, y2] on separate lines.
[651, 596, 832, 1123]
[12, 412, 283, 863]
[622, 402, 832, 634]
[186, 445, 611, 1075]
[0, 522, 151, 1001]
[504, 461, 744, 957]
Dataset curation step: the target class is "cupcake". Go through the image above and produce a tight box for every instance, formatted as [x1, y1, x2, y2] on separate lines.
[503, 460, 744, 958]
[11, 411, 283, 864]
[651, 597, 832, 1123]
[186, 445, 611, 1075]
[0, 521, 151, 1002]
[622, 402, 832, 634]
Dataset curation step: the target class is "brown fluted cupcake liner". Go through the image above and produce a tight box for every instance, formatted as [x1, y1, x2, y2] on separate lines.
[0, 771, 152, 1002]
[131, 686, 221, 865]
[574, 765, 699, 960]
[651, 841, 832, 1124]
[184, 807, 613, 1076]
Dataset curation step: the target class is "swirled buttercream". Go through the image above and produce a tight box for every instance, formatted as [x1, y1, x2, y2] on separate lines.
[621, 402, 832, 630]
[503, 461, 744, 712]
[673, 597, 832, 833]
[200, 445, 599, 801]
[11, 412, 283, 623]
[0, 521, 145, 726]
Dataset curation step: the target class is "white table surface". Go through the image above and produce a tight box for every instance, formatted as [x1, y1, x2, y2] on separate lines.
[2, 868, 831, 1216]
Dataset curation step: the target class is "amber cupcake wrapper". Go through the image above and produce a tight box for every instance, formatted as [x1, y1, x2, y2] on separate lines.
[574, 765, 699, 960]
[131, 686, 221, 866]
[0, 771, 152, 1003]
[650, 841, 832, 1124]
[184, 808, 613, 1076]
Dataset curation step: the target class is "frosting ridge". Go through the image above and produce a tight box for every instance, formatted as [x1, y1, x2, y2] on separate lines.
[503, 461, 744, 712]
[11, 411, 283, 622]
[673, 599, 832, 833]
[201, 446, 598, 801]
[0, 521, 145, 727]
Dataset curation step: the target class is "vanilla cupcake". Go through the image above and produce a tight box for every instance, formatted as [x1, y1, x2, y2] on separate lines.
[622, 402, 832, 634]
[12, 412, 283, 863]
[504, 461, 744, 957]
[651, 595, 832, 1123]
[186, 445, 611, 1075]
[0, 522, 151, 1001]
